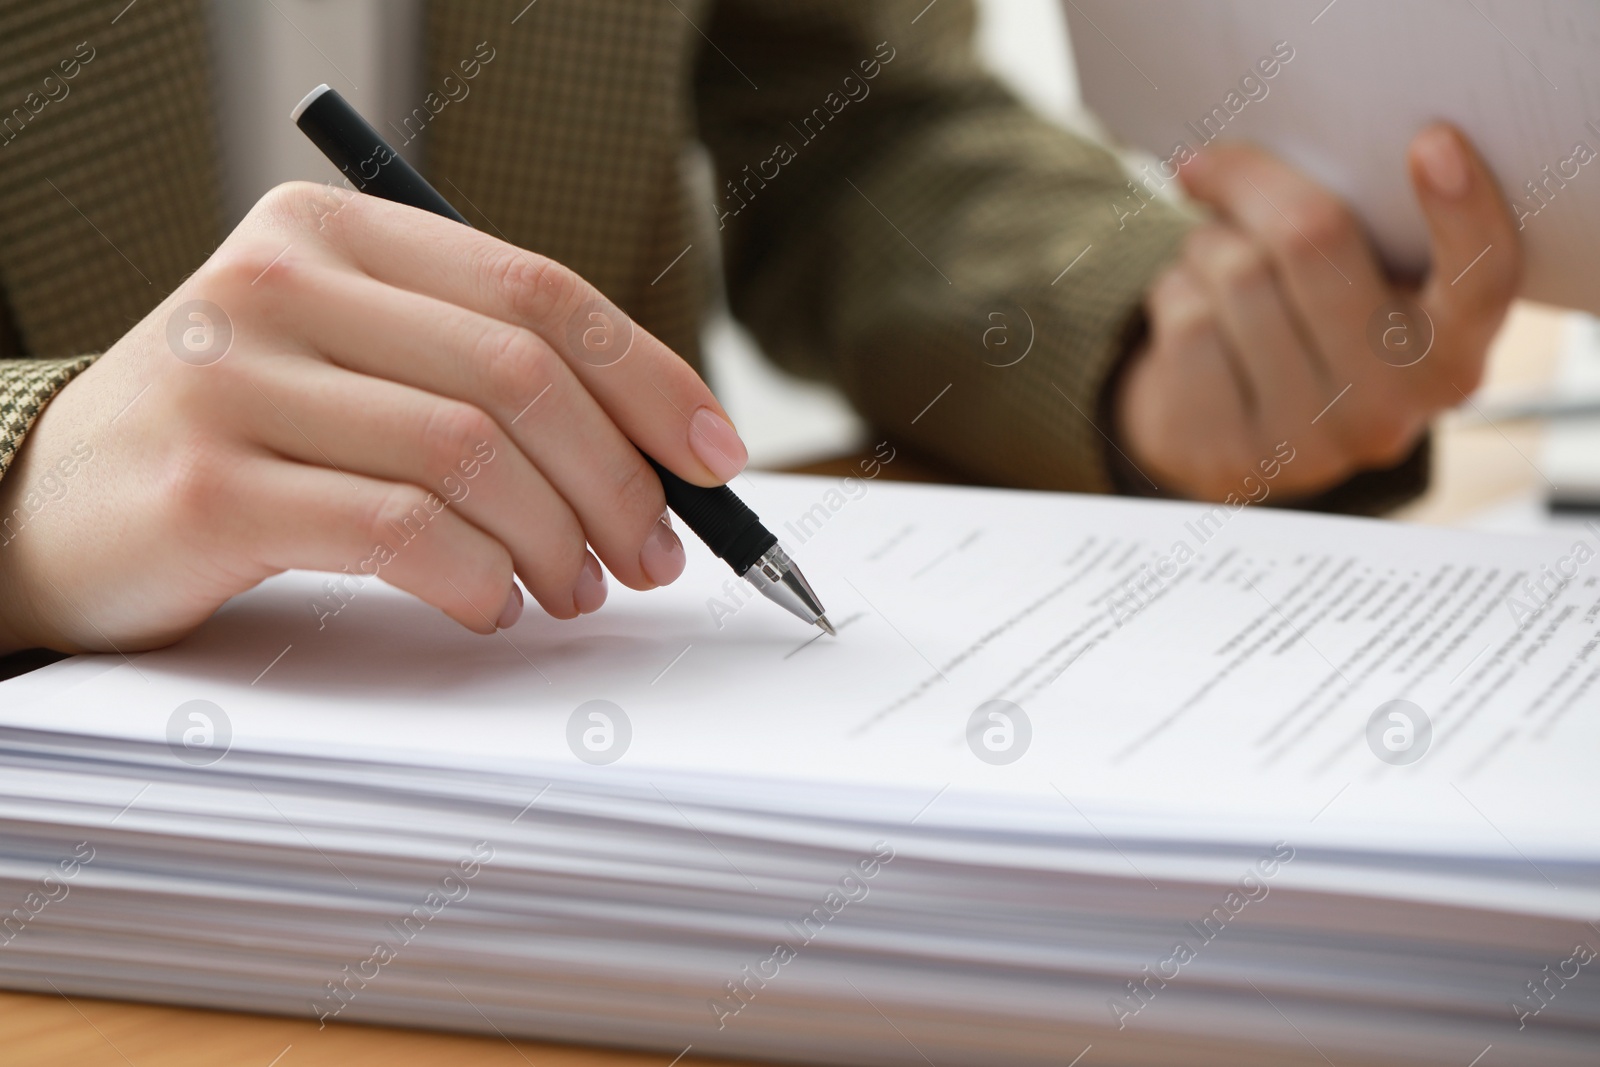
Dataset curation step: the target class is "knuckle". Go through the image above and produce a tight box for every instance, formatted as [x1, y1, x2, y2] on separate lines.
[492, 249, 578, 326]
[462, 548, 515, 614]
[160, 435, 229, 528]
[421, 401, 497, 473]
[366, 484, 435, 546]
[1213, 238, 1272, 295]
[1298, 198, 1358, 249]
[541, 503, 590, 585]
[546, 498, 589, 566]
[611, 453, 667, 526]
[1274, 198, 1357, 264]
[197, 241, 303, 298]
[551, 532, 589, 591]
[1159, 294, 1217, 351]
[527, 522, 588, 616]
[247, 181, 338, 232]
[1148, 266, 1210, 337]
[477, 324, 553, 407]
[248, 182, 309, 222]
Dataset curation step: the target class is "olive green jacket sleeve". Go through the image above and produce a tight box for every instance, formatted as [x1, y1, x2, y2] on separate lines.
[693, 0, 1193, 493]
[693, 0, 1429, 508]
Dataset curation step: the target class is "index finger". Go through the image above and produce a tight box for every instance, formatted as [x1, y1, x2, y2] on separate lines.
[316, 191, 747, 487]
[1178, 142, 1390, 336]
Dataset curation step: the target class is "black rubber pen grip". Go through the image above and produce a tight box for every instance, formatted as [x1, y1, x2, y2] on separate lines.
[646, 458, 776, 575]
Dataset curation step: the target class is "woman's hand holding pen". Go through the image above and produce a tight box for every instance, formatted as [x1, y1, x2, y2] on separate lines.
[0, 183, 749, 655]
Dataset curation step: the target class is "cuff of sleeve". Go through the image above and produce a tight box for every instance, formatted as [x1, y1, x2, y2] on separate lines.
[0, 356, 99, 480]
[1045, 214, 1193, 495]
[1098, 309, 1168, 497]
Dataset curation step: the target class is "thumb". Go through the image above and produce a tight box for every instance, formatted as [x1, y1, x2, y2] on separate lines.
[1409, 124, 1522, 348]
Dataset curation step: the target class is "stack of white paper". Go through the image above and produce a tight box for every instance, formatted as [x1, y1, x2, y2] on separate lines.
[2, 475, 1596, 1066]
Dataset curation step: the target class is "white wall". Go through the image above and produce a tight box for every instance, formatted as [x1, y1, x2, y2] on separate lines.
[974, 0, 1079, 128]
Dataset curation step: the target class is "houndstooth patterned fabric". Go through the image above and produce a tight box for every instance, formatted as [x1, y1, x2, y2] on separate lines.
[0, 0, 1423, 507]
[0, 354, 94, 476]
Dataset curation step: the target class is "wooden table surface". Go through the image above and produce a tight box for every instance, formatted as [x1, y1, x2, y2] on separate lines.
[0, 302, 1571, 1066]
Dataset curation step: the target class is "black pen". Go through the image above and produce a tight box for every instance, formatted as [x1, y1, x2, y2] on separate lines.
[291, 84, 834, 635]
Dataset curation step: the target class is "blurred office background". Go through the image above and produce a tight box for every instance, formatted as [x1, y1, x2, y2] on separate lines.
[206, 0, 1600, 515]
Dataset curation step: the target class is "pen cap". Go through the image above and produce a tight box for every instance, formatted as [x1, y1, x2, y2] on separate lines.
[292, 85, 469, 225]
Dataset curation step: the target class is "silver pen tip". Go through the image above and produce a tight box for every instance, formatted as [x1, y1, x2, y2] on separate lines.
[744, 543, 832, 633]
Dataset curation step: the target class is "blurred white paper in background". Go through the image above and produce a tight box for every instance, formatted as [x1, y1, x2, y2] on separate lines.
[1065, 0, 1600, 313]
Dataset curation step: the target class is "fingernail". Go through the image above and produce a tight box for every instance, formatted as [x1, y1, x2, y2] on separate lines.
[639, 516, 686, 587]
[573, 553, 608, 615]
[496, 583, 524, 630]
[1416, 127, 1470, 198]
[689, 407, 748, 482]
